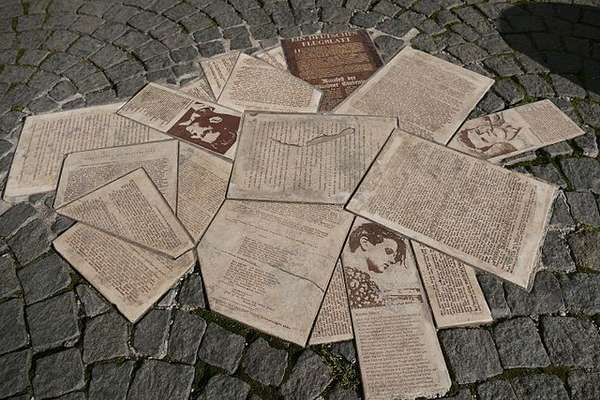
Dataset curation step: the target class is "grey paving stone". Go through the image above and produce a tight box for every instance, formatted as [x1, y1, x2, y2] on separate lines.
[8, 219, 51, 265]
[167, 310, 206, 364]
[439, 328, 502, 384]
[331, 341, 357, 364]
[504, 271, 564, 316]
[568, 371, 600, 400]
[542, 316, 600, 369]
[280, 350, 333, 400]
[0, 203, 36, 237]
[568, 230, 600, 271]
[18, 252, 71, 305]
[328, 386, 361, 400]
[561, 158, 600, 193]
[128, 360, 195, 400]
[198, 323, 246, 373]
[492, 317, 549, 368]
[477, 380, 517, 400]
[578, 101, 600, 128]
[0, 298, 28, 355]
[75, 284, 110, 317]
[477, 273, 511, 319]
[0, 349, 31, 398]
[516, 74, 554, 98]
[439, 389, 474, 400]
[447, 43, 488, 63]
[575, 128, 599, 158]
[197, 374, 251, 400]
[0, 253, 20, 299]
[530, 164, 567, 188]
[483, 55, 522, 77]
[178, 272, 206, 309]
[477, 91, 505, 114]
[83, 312, 130, 364]
[133, 308, 171, 358]
[551, 74, 587, 98]
[27, 291, 79, 352]
[566, 191, 600, 225]
[33, 348, 85, 400]
[559, 273, 600, 315]
[541, 231, 576, 272]
[543, 141, 573, 158]
[242, 338, 288, 386]
[491, 79, 523, 106]
[511, 374, 569, 400]
[549, 194, 576, 231]
[89, 361, 135, 400]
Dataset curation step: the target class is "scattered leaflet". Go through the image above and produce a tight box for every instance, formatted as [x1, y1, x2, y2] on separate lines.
[281, 30, 383, 111]
[54, 140, 179, 209]
[56, 169, 194, 259]
[178, 76, 215, 102]
[228, 112, 396, 204]
[200, 50, 240, 98]
[197, 200, 353, 346]
[118, 83, 241, 160]
[54, 223, 195, 322]
[308, 261, 354, 345]
[177, 143, 231, 242]
[334, 46, 494, 144]
[346, 130, 558, 289]
[4, 103, 167, 202]
[341, 218, 451, 400]
[217, 53, 322, 113]
[412, 241, 492, 328]
[448, 100, 585, 163]
[253, 45, 288, 70]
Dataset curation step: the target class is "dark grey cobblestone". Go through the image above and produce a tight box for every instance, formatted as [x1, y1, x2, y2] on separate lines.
[88, 361, 134, 400]
[198, 323, 246, 373]
[492, 317, 549, 368]
[242, 337, 288, 386]
[0, 349, 31, 398]
[0, 298, 29, 355]
[504, 271, 564, 316]
[197, 374, 251, 400]
[27, 291, 80, 353]
[33, 348, 85, 399]
[18, 252, 71, 305]
[280, 350, 333, 400]
[83, 311, 130, 364]
[542, 316, 600, 369]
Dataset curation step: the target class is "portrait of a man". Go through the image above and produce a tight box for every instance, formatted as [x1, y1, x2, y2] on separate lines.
[343, 222, 407, 309]
[167, 102, 240, 154]
[456, 113, 521, 158]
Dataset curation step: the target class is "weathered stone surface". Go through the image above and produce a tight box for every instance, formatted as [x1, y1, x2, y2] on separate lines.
[197, 374, 251, 400]
[8, 219, 51, 265]
[530, 164, 567, 188]
[89, 361, 135, 400]
[541, 231, 576, 272]
[242, 338, 288, 386]
[328, 386, 361, 400]
[566, 191, 600, 225]
[27, 291, 80, 352]
[504, 271, 564, 316]
[511, 374, 569, 400]
[492, 317, 549, 368]
[133, 308, 171, 358]
[568, 371, 600, 400]
[331, 341, 357, 364]
[440, 389, 474, 400]
[560, 158, 600, 194]
[178, 272, 206, 309]
[477, 273, 511, 319]
[439, 328, 502, 384]
[0, 253, 20, 299]
[544, 141, 573, 157]
[0, 349, 31, 398]
[281, 350, 333, 400]
[0, 203, 35, 237]
[568, 230, 600, 271]
[128, 360, 195, 400]
[559, 273, 600, 315]
[477, 379, 517, 400]
[75, 284, 110, 317]
[574, 128, 599, 158]
[0, 298, 28, 355]
[167, 310, 206, 364]
[33, 348, 85, 399]
[198, 323, 246, 373]
[549, 194, 576, 231]
[542, 316, 600, 369]
[18, 252, 71, 305]
[83, 312, 130, 364]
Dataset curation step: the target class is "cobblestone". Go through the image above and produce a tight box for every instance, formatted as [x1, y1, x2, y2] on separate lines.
[18, 252, 71, 305]
[27, 291, 80, 352]
[33, 348, 85, 399]
[198, 323, 246, 373]
[492, 317, 549, 368]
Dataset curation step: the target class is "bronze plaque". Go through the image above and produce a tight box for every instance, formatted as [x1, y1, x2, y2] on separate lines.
[281, 30, 383, 111]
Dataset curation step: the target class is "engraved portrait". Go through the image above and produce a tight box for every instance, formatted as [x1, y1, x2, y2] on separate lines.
[343, 222, 407, 309]
[456, 113, 521, 158]
[167, 102, 240, 154]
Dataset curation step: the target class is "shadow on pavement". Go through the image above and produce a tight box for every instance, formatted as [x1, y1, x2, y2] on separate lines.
[498, 2, 600, 99]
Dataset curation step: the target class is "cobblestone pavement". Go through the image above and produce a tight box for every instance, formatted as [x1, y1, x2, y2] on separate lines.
[1, 0, 600, 399]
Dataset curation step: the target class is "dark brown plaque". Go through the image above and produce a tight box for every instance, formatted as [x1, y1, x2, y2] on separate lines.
[281, 30, 383, 111]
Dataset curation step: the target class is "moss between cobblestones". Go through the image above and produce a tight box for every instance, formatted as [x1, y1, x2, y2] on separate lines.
[314, 345, 360, 390]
